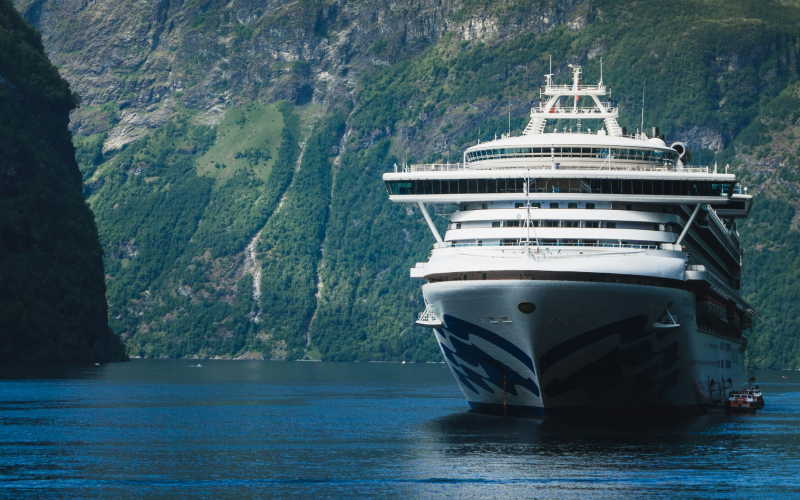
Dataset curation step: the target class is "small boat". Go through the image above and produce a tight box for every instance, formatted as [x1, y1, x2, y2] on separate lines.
[739, 384, 764, 409]
[725, 390, 757, 414]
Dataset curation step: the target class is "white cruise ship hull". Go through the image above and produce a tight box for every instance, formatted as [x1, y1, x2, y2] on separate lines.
[425, 279, 746, 418]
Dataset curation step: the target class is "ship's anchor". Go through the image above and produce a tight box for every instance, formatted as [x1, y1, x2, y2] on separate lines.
[485, 358, 508, 417]
[503, 371, 508, 417]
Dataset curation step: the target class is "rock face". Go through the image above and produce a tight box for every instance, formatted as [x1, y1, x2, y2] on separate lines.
[12, 0, 800, 367]
[14, 0, 584, 151]
[0, 0, 126, 362]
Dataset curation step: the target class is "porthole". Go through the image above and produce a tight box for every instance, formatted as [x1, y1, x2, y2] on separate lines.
[518, 302, 536, 314]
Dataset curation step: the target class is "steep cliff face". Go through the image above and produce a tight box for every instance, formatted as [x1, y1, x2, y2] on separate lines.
[15, 0, 585, 151]
[14, 0, 800, 367]
[0, 0, 125, 362]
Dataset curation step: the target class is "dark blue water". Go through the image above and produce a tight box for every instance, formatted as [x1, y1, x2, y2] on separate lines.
[0, 360, 798, 498]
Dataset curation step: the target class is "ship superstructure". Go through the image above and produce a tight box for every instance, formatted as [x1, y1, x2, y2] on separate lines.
[383, 65, 756, 417]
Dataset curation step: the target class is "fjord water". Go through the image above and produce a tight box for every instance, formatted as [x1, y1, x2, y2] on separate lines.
[1, 361, 798, 499]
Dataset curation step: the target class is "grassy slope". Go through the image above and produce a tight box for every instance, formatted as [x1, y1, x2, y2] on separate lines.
[87, 103, 303, 358]
[196, 103, 284, 186]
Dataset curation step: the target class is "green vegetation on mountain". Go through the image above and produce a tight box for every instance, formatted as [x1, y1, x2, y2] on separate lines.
[732, 79, 800, 369]
[17, 0, 800, 367]
[740, 197, 800, 369]
[311, 139, 441, 362]
[89, 102, 303, 358]
[196, 104, 284, 185]
[0, 0, 124, 361]
[257, 109, 348, 360]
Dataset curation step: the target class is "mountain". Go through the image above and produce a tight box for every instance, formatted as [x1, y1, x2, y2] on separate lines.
[13, 0, 800, 368]
[0, 0, 125, 362]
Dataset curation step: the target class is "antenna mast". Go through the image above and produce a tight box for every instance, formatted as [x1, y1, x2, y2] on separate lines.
[641, 81, 645, 135]
[525, 166, 531, 257]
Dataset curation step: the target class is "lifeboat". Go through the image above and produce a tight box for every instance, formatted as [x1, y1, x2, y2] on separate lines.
[739, 384, 765, 409]
[725, 390, 757, 414]
[697, 294, 728, 321]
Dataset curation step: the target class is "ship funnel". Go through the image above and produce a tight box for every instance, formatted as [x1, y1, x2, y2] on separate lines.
[671, 142, 692, 163]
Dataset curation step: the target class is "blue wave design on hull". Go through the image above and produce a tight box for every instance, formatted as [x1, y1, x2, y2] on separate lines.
[435, 313, 684, 410]
[539, 315, 682, 400]
[436, 315, 540, 398]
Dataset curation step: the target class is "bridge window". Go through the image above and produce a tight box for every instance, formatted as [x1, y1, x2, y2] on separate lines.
[385, 179, 734, 197]
[465, 147, 679, 165]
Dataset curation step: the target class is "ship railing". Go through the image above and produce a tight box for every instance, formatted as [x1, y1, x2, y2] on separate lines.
[655, 309, 680, 327]
[415, 303, 443, 327]
[447, 241, 660, 250]
[417, 304, 439, 323]
[404, 163, 465, 172]
[405, 162, 711, 174]
[532, 106, 618, 115]
[706, 204, 734, 237]
[544, 84, 605, 92]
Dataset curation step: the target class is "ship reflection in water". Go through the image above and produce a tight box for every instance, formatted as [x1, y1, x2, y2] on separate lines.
[0, 360, 798, 499]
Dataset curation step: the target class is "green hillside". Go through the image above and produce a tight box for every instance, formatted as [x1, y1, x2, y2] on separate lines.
[197, 103, 284, 185]
[0, 0, 125, 362]
[17, 0, 800, 367]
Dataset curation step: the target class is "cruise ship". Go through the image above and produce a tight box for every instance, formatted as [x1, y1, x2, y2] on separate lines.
[383, 65, 756, 418]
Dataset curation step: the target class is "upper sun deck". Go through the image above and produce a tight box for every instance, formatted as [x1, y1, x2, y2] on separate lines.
[461, 132, 678, 169]
[391, 161, 726, 176]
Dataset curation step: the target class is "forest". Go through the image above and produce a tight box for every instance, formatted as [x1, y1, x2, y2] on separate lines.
[0, 0, 124, 361]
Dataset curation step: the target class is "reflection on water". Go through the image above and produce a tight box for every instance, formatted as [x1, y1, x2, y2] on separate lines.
[0, 360, 798, 499]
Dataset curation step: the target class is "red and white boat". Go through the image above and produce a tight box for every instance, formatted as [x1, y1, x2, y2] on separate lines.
[725, 389, 758, 414]
[739, 384, 764, 409]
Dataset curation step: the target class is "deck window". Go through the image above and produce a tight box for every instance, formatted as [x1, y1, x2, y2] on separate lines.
[465, 147, 678, 165]
[385, 179, 735, 197]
